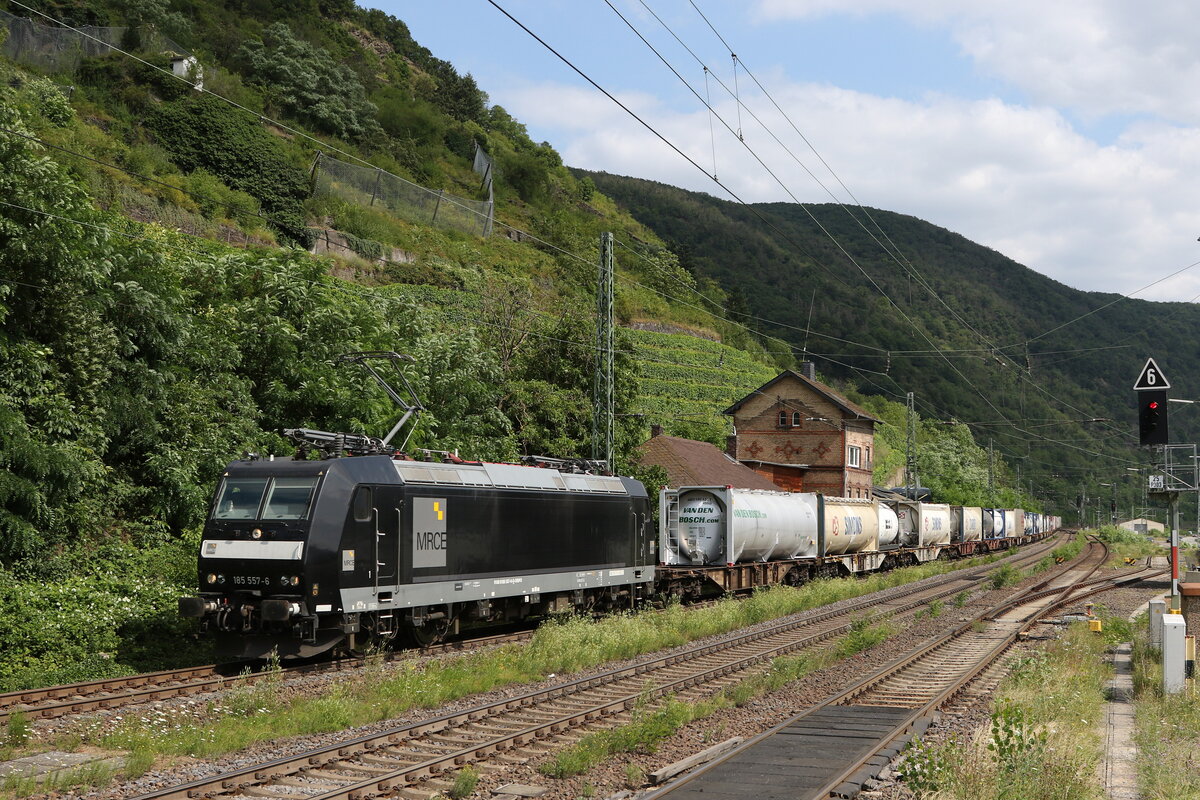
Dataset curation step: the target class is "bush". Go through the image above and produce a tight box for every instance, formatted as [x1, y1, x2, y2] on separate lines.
[145, 94, 311, 243]
[184, 168, 261, 226]
[0, 535, 212, 691]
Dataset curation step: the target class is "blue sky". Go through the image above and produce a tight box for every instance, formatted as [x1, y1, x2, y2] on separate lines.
[370, 1, 1200, 301]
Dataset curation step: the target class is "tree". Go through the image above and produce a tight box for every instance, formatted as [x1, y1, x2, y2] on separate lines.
[239, 23, 383, 143]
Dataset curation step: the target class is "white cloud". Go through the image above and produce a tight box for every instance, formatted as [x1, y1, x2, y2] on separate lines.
[756, 1, 1200, 123]
[504, 78, 1200, 301]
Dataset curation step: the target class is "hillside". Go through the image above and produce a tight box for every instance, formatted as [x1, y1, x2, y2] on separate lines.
[581, 170, 1194, 512]
[0, 0, 793, 567]
[0, 0, 1100, 688]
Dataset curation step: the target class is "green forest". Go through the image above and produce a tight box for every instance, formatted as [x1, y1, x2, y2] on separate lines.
[0, 0, 1150, 689]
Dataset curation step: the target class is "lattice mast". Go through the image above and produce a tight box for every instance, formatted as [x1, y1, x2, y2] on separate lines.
[592, 232, 615, 468]
[904, 391, 918, 498]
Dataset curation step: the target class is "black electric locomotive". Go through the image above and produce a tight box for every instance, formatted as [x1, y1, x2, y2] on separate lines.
[179, 443, 657, 660]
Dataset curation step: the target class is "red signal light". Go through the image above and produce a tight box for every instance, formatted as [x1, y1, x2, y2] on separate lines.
[1149, 401, 1159, 409]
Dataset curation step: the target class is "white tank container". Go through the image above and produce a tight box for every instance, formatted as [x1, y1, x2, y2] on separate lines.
[664, 487, 819, 565]
[877, 503, 901, 548]
[822, 497, 881, 555]
[954, 506, 984, 542]
[1009, 509, 1024, 539]
[991, 509, 1007, 540]
[893, 501, 952, 547]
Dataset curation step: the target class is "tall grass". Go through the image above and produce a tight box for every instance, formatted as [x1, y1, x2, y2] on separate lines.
[1132, 624, 1200, 797]
[1089, 525, 1163, 565]
[902, 620, 1117, 799]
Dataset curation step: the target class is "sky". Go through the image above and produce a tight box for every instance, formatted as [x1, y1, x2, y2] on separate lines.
[370, 1, 1200, 301]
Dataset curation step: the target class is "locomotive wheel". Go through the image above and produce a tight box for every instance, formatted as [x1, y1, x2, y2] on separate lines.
[407, 618, 451, 647]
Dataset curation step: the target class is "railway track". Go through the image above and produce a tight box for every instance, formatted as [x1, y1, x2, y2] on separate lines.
[122, 536, 1073, 800]
[1, 536, 1064, 731]
[648, 539, 1164, 800]
[0, 630, 534, 728]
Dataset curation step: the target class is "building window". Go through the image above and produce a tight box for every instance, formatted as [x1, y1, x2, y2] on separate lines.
[778, 410, 788, 427]
[848, 445, 861, 468]
[865, 446, 871, 467]
[792, 411, 802, 427]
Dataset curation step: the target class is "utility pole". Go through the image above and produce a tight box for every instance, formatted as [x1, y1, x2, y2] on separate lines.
[904, 392, 918, 498]
[988, 439, 994, 505]
[592, 232, 614, 468]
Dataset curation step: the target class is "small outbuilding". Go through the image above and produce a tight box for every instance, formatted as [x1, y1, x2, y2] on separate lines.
[1117, 518, 1165, 535]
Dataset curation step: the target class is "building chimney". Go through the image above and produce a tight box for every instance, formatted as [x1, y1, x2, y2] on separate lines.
[650, 424, 663, 438]
[800, 361, 816, 381]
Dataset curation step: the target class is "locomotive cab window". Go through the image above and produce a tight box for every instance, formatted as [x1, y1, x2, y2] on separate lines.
[261, 477, 319, 520]
[352, 486, 373, 522]
[213, 478, 268, 519]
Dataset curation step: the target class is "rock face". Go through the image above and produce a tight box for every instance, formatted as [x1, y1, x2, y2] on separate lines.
[309, 227, 415, 265]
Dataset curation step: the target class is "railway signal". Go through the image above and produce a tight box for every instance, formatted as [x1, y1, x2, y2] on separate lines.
[1139, 391, 1168, 446]
[1133, 358, 1170, 446]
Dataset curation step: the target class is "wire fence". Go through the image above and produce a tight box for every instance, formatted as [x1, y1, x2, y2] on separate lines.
[473, 141, 495, 210]
[0, 9, 191, 74]
[313, 151, 493, 238]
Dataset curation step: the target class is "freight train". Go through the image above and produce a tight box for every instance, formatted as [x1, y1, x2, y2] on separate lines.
[179, 448, 1057, 660]
[657, 486, 1058, 599]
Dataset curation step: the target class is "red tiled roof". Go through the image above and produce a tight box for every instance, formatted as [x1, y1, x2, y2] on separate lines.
[636, 435, 782, 490]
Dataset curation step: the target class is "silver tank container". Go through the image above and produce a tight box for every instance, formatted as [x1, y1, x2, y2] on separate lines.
[821, 497, 882, 555]
[661, 487, 819, 566]
[877, 502, 901, 548]
[892, 501, 952, 548]
[990, 508, 1007, 540]
[954, 506, 984, 542]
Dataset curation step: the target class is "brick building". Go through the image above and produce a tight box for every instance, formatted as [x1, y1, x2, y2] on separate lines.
[723, 367, 880, 498]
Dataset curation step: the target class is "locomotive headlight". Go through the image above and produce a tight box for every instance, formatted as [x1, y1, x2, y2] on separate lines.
[206, 573, 218, 585]
[251, 528, 263, 540]
[217, 574, 225, 584]
[291, 576, 300, 586]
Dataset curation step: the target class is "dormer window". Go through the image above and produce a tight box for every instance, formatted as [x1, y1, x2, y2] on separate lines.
[792, 411, 802, 427]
